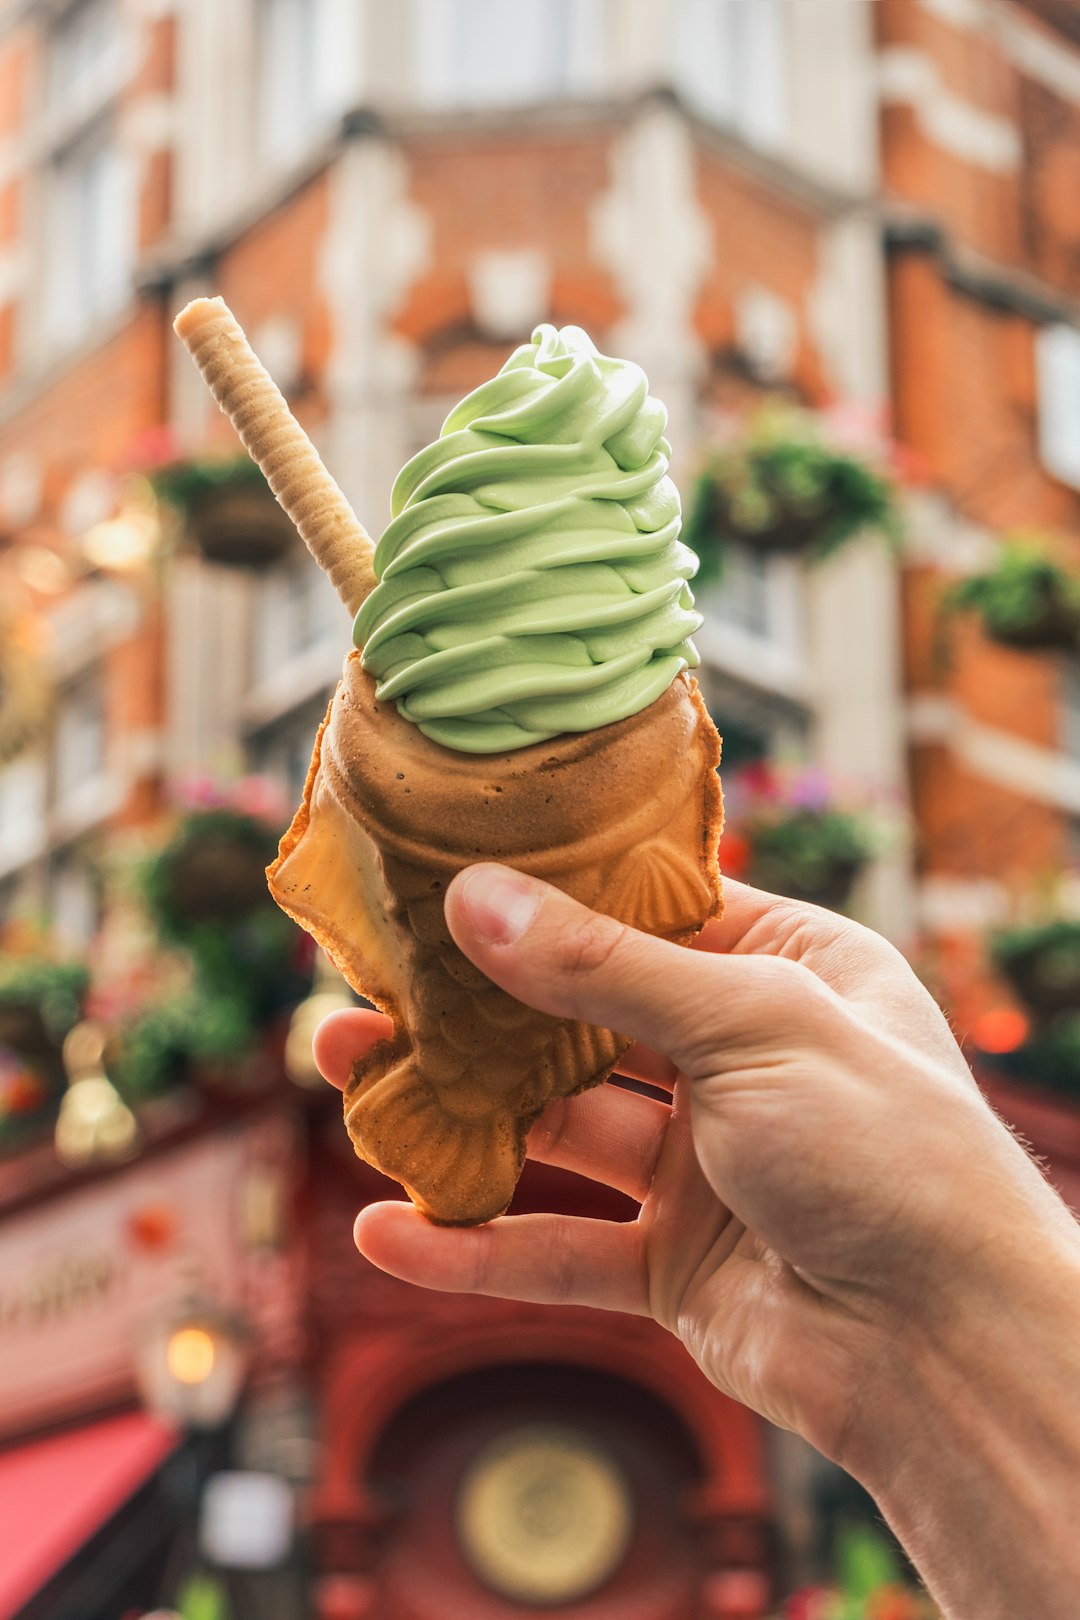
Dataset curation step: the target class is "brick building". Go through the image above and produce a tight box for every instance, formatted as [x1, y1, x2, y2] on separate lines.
[0, 2, 1078, 1617]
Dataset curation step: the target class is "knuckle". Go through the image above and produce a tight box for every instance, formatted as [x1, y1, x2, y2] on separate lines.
[560, 911, 630, 980]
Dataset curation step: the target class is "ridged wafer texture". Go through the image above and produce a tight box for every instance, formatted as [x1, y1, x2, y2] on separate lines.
[268, 653, 723, 1224]
[173, 297, 376, 615]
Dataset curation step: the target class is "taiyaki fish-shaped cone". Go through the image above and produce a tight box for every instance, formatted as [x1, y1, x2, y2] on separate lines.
[269, 652, 722, 1225]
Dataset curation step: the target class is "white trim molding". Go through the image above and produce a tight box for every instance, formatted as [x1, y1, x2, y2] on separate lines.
[877, 45, 1022, 173]
[908, 693, 1080, 813]
[917, 874, 1011, 932]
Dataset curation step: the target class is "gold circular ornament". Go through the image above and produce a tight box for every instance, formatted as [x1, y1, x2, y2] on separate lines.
[456, 1423, 633, 1605]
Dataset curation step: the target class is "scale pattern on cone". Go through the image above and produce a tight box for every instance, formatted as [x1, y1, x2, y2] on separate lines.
[269, 654, 722, 1224]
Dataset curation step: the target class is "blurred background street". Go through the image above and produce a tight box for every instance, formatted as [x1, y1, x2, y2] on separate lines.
[0, 0, 1078, 1616]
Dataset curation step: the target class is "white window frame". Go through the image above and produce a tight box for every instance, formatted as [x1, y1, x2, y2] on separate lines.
[0, 757, 48, 881]
[255, 0, 359, 166]
[1036, 323, 1080, 491]
[1064, 660, 1080, 765]
[51, 666, 116, 839]
[40, 0, 135, 354]
[242, 555, 345, 732]
[414, 0, 604, 110]
[693, 542, 810, 705]
[674, 0, 788, 151]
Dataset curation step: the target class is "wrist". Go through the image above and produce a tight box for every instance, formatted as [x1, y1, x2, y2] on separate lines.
[844, 1217, 1080, 1619]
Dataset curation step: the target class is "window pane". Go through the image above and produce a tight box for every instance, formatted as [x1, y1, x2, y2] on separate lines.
[49, 0, 123, 119]
[417, 0, 582, 108]
[711, 540, 770, 638]
[45, 127, 133, 345]
[1037, 324, 1080, 490]
[258, 0, 354, 161]
[1063, 660, 1080, 762]
[674, 0, 786, 147]
[54, 671, 107, 805]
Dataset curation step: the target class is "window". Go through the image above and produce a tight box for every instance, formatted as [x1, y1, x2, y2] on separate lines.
[48, 847, 101, 950]
[256, 0, 357, 164]
[252, 557, 342, 685]
[0, 758, 47, 877]
[1036, 324, 1080, 491]
[415, 0, 602, 109]
[53, 670, 107, 810]
[707, 538, 770, 638]
[696, 665, 810, 771]
[1064, 660, 1080, 762]
[248, 695, 334, 805]
[42, 0, 134, 348]
[47, 0, 124, 126]
[703, 538, 803, 652]
[674, 0, 787, 149]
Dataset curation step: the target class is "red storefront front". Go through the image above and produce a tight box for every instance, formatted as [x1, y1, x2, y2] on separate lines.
[1, 1038, 1077, 1620]
[0, 1071, 774, 1620]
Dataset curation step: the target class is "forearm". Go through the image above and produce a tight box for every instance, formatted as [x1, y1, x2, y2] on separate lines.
[851, 1223, 1080, 1619]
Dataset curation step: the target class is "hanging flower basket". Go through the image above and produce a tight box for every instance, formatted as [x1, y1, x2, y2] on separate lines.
[149, 456, 295, 569]
[946, 540, 1080, 653]
[723, 764, 885, 912]
[145, 808, 280, 934]
[683, 406, 905, 578]
[0, 619, 52, 765]
[140, 800, 314, 1090]
[991, 919, 1080, 1021]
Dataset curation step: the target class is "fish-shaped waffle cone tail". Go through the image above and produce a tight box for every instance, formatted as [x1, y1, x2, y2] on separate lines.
[269, 653, 723, 1224]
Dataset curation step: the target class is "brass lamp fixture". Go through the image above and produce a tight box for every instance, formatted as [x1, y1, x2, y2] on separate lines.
[55, 1020, 141, 1168]
[136, 1296, 250, 1431]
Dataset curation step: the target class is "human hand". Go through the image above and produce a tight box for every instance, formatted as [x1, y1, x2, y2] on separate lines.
[314, 866, 1069, 1466]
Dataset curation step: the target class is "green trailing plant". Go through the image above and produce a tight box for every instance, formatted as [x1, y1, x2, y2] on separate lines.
[683, 407, 905, 580]
[991, 918, 1080, 1020]
[112, 992, 256, 1101]
[147, 454, 294, 568]
[143, 807, 281, 945]
[136, 807, 312, 1095]
[946, 539, 1080, 652]
[148, 454, 271, 515]
[0, 957, 89, 1147]
[0, 957, 89, 1041]
[986, 1014, 1080, 1098]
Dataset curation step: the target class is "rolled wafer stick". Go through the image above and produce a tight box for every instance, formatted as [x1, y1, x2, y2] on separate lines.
[173, 296, 376, 616]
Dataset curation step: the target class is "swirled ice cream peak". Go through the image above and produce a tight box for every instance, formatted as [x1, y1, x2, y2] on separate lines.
[353, 324, 702, 753]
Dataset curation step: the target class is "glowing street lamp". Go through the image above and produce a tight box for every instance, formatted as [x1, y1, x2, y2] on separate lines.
[136, 1300, 250, 1431]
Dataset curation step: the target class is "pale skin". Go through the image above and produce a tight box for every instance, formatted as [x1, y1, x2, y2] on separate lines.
[315, 866, 1080, 1620]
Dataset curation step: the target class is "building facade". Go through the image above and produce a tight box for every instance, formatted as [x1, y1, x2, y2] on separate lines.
[0, 1, 1078, 1616]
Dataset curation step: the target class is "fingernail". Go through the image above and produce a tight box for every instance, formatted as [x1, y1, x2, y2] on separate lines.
[457, 865, 542, 945]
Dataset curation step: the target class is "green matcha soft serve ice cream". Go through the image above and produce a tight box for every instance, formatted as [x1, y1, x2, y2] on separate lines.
[353, 324, 703, 753]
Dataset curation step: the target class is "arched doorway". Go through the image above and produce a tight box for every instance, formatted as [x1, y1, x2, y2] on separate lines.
[312, 1303, 770, 1619]
[368, 1361, 704, 1618]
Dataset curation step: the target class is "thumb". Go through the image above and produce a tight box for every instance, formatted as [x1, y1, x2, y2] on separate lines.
[444, 862, 810, 1076]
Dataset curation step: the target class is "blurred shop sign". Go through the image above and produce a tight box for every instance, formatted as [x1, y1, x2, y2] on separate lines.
[0, 1118, 296, 1440]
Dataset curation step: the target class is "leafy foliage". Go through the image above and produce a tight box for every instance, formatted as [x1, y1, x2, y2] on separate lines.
[0, 958, 89, 1040]
[683, 408, 904, 579]
[148, 454, 270, 516]
[987, 1014, 1080, 1098]
[946, 539, 1080, 650]
[129, 807, 312, 1097]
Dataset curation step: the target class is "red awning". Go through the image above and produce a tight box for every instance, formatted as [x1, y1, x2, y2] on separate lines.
[0, 1410, 177, 1620]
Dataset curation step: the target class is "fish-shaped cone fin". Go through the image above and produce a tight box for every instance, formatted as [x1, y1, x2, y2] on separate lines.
[267, 652, 723, 1224]
[268, 713, 402, 1019]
